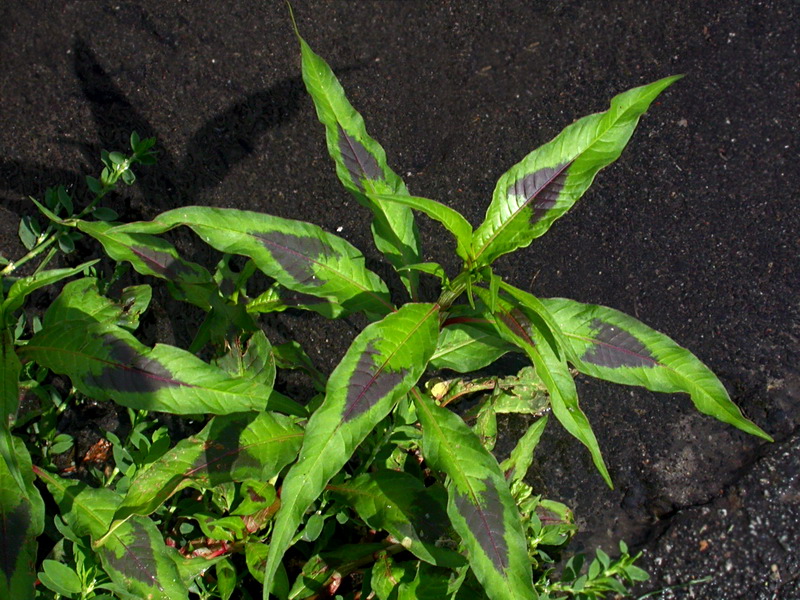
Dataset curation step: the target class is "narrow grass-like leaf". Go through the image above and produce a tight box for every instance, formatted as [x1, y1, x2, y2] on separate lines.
[0, 261, 98, 318]
[295, 25, 421, 296]
[262, 303, 439, 598]
[413, 391, 535, 600]
[0, 328, 25, 492]
[329, 471, 463, 567]
[472, 76, 681, 266]
[483, 291, 611, 487]
[111, 412, 301, 527]
[0, 440, 44, 600]
[21, 320, 304, 416]
[541, 297, 772, 441]
[35, 469, 188, 599]
[116, 207, 394, 319]
[373, 193, 474, 263]
[78, 220, 213, 309]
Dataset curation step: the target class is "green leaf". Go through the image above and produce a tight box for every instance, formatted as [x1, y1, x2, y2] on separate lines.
[432, 308, 514, 373]
[413, 391, 536, 600]
[43, 277, 151, 331]
[93, 207, 120, 221]
[115, 207, 394, 319]
[1, 261, 98, 319]
[329, 471, 464, 567]
[472, 76, 681, 266]
[294, 25, 421, 297]
[17, 215, 40, 250]
[500, 415, 549, 486]
[262, 303, 439, 598]
[540, 297, 772, 441]
[489, 299, 612, 487]
[373, 193, 474, 263]
[110, 412, 301, 529]
[21, 320, 304, 416]
[0, 441, 44, 600]
[35, 469, 189, 599]
[77, 220, 213, 309]
[39, 560, 83, 596]
[214, 330, 276, 387]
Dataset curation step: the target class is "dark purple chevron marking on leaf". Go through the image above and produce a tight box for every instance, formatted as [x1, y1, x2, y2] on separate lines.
[338, 126, 383, 191]
[278, 288, 331, 307]
[86, 335, 185, 393]
[507, 162, 570, 224]
[0, 503, 29, 580]
[101, 518, 163, 592]
[255, 231, 338, 287]
[191, 415, 261, 486]
[582, 318, 657, 368]
[498, 308, 535, 347]
[454, 479, 508, 571]
[130, 245, 196, 281]
[342, 343, 407, 423]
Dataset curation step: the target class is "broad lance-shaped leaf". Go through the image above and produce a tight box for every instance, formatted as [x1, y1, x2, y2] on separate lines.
[0, 261, 98, 319]
[34, 469, 188, 600]
[540, 297, 772, 441]
[472, 76, 681, 266]
[21, 319, 305, 417]
[413, 390, 535, 600]
[432, 308, 515, 373]
[482, 289, 611, 487]
[0, 439, 44, 600]
[43, 277, 151, 331]
[262, 303, 439, 598]
[78, 220, 213, 309]
[109, 412, 302, 530]
[328, 471, 464, 567]
[294, 24, 421, 296]
[373, 193, 474, 263]
[115, 207, 394, 319]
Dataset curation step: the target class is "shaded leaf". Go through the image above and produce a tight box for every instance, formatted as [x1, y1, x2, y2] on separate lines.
[35, 469, 188, 599]
[413, 391, 535, 600]
[77, 220, 214, 309]
[263, 303, 439, 597]
[329, 470, 463, 567]
[0, 439, 44, 600]
[432, 311, 514, 373]
[22, 320, 304, 416]
[43, 277, 151, 331]
[472, 76, 681, 266]
[111, 412, 301, 527]
[0, 261, 98, 319]
[541, 297, 772, 440]
[500, 415, 549, 486]
[115, 207, 394, 319]
[295, 26, 421, 296]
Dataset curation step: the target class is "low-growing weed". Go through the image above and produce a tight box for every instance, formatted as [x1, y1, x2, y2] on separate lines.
[0, 13, 770, 600]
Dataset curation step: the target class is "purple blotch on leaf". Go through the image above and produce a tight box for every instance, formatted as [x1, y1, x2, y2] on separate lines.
[507, 162, 570, 224]
[86, 335, 184, 393]
[130, 245, 197, 281]
[255, 231, 338, 287]
[454, 479, 509, 571]
[191, 414, 262, 486]
[498, 309, 535, 347]
[338, 126, 383, 191]
[582, 318, 657, 368]
[0, 503, 29, 580]
[342, 343, 407, 422]
[101, 518, 164, 591]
